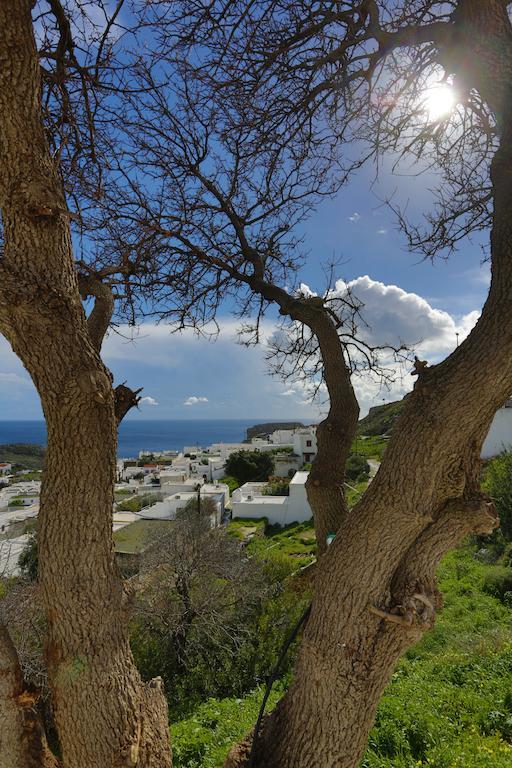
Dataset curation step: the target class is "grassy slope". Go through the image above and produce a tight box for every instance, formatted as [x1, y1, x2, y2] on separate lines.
[113, 519, 172, 553]
[171, 545, 512, 768]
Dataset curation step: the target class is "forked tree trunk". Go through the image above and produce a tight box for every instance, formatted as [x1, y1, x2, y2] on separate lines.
[0, 3, 172, 766]
[226, 3, 512, 766]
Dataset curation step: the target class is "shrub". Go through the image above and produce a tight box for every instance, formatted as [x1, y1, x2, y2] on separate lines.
[225, 451, 275, 485]
[345, 454, 370, 482]
[483, 567, 512, 603]
[482, 451, 512, 539]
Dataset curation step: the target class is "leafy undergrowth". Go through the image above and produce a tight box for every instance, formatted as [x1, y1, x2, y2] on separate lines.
[235, 518, 317, 565]
[171, 546, 512, 768]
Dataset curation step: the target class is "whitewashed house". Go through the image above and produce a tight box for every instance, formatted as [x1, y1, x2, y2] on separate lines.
[231, 471, 312, 526]
[0, 463, 12, 475]
[139, 482, 229, 528]
[482, 399, 512, 458]
[293, 428, 317, 464]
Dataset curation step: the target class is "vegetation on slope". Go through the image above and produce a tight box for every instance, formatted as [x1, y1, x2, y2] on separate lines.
[170, 545, 512, 768]
[357, 400, 405, 437]
[0, 443, 45, 470]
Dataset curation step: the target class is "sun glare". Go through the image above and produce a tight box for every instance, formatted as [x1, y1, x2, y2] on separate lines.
[422, 84, 455, 121]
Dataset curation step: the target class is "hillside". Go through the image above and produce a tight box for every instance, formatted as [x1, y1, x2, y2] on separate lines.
[0, 443, 45, 470]
[358, 399, 405, 436]
[246, 422, 305, 440]
[171, 543, 512, 768]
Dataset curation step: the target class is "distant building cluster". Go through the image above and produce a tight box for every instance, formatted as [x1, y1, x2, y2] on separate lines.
[0, 424, 319, 576]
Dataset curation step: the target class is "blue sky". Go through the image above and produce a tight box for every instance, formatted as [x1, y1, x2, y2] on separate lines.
[0, 159, 489, 422]
[0, 3, 490, 424]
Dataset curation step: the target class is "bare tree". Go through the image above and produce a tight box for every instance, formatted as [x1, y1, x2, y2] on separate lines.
[121, 2, 511, 767]
[0, 3, 175, 765]
[136, 499, 269, 683]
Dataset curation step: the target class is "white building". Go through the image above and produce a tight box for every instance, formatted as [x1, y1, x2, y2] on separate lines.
[231, 471, 312, 526]
[139, 482, 229, 528]
[273, 452, 301, 477]
[293, 428, 317, 464]
[482, 399, 512, 458]
[269, 429, 296, 445]
[0, 463, 12, 475]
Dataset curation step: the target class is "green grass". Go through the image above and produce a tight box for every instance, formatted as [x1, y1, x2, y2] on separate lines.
[115, 488, 134, 501]
[113, 519, 172, 553]
[171, 546, 512, 768]
[171, 684, 286, 768]
[116, 493, 160, 513]
[228, 517, 266, 541]
[242, 519, 316, 566]
[351, 434, 389, 461]
[10, 470, 42, 482]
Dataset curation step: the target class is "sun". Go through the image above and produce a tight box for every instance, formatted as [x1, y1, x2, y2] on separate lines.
[422, 84, 455, 121]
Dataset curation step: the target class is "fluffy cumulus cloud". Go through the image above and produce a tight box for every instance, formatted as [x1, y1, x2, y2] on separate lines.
[139, 396, 158, 407]
[331, 276, 479, 359]
[324, 276, 480, 413]
[0, 276, 482, 420]
[183, 396, 209, 407]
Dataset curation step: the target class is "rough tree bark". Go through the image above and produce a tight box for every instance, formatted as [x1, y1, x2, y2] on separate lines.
[225, 1, 512, 766]
[0, 3, 172, 767]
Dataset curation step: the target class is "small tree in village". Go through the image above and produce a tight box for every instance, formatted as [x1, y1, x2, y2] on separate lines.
[1, 2, 512, 768]
[225, 450, 275, 485]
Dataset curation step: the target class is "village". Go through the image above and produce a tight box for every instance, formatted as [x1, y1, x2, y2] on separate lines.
[2, 401, 512, 578]
[0, 424, 320, 576]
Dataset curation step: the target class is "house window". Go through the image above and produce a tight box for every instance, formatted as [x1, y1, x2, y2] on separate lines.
[306, 440, 312, 447]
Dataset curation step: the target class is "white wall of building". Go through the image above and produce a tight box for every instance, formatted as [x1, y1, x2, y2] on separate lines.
[231, 471, 312, 526]
[482, 405, 512, 458]
[292, 429, 317, 464]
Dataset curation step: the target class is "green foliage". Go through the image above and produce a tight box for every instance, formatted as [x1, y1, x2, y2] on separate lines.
[482, 567, 512, 604]
[224, 451, 274, 485]
[0, 443, 45, 470]
[8, 497, 24, 507]
[228, 517, 266, 541]
[171, 547, 512, 768]
[171, 685, 286, 768]
[116, 493, 159, 513]
[345, 453, 370, 482]
[245, 520, 316, 565]
[351, 434, 389, 461]
[219, 476, 240, 494]
[18, 529, 38, 580]
[262, 480, 290, 496]
[357, 400, 404, 436]
[482, 451, 512, 539]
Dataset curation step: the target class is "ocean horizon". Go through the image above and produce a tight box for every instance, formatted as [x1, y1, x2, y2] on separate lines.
[0, 418, 305, 458]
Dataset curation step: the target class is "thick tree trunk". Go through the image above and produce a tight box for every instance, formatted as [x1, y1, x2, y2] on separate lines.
[0, 3, 172, 766]
[226, 4, 512, 766]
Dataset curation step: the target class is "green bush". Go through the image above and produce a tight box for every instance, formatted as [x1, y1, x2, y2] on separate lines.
[482, 451, 512, 539]
[483, 566, 512, 603]
[225, 451, 274, 485]
[345, 453, 370, 482]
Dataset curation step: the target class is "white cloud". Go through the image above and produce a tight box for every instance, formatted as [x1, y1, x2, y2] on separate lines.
[183, 396, 209, 407]
[139, 396, 158, 407]
[349, 212, 361, 222]
[280, 389, 296, 397]
[377, 228, 388, 235]
[330, 275, 478, 359]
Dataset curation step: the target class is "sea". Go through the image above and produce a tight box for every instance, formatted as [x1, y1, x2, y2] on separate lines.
[0, 419, 292, 458]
